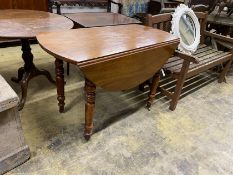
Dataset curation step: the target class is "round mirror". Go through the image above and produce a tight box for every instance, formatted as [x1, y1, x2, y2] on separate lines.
[171, 4, 200, 54]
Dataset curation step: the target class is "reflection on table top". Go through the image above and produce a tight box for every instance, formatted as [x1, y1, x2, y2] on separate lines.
[0, 9, 73, 39]
[37, 24, 179, 66]
[65, 12, 141, 28]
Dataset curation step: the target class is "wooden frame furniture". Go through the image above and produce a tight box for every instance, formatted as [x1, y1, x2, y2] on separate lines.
[207, 11, 233, 38]
[146, 12, 233, 111]
[210, 0, 233, 16]
[0, 0, 49, 47]
[188, 0, 216, 13]
[37, 25, 179, 140]
[0, 10, 73, 110]
[49, 0, 122, 14]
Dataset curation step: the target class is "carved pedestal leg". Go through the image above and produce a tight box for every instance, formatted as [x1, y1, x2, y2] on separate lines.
[12, 39, 55, 110]
[146, 72, 160, 111]
[55, 58, 65, 113]
[11, 67, 24, 83]
[84, 79, 96, 141]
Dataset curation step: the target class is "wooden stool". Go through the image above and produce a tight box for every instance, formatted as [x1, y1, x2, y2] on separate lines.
[0, 75, 30, 174]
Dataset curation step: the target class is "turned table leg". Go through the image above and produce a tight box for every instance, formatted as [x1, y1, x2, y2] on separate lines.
[146, 72, 160, 111]
[84, 78, 96, 141]
[55, 58, 65, 113]
[12, 39, 55, 111]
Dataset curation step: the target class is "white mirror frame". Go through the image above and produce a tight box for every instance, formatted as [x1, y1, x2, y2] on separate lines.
[171, 4, 200, 54]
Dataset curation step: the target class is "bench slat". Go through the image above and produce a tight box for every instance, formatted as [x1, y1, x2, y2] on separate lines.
[164, 50, 231, 74]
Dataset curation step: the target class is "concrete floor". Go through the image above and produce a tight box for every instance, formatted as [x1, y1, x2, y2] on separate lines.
[0, 44, 233, 175]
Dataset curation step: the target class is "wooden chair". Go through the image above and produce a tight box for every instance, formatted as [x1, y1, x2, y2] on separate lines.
[188, 0, 216, 13]
[146, 12, 233, 110]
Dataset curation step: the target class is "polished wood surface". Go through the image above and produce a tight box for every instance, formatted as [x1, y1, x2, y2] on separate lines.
[0, 9, 73, 110]
[37, 25, 178, 65]
[38, 25, 178, 91]
[0, 10, 74, 39]
[0, 0, 48, 11]
[37, 24, 179, 139]
[65, 12, 141, 28]
[64, 12, 138, 75]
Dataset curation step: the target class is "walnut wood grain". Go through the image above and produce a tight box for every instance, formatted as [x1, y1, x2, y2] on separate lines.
[0, 10, 74, 39]
[37, 25, 179, 65]
[37, 24, 179, 139]
[65, 12, 141, 28]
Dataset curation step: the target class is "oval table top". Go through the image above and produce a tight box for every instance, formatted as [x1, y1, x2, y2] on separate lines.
[37, 24, 179, 66]
[37, 24, 179, 91]
[0, 9, 74, 39]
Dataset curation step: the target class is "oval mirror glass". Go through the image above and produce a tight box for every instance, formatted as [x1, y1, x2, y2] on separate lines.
[179, 14, 196, 45]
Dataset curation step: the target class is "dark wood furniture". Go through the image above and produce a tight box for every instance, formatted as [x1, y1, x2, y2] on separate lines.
[208, 11, 233, 38]
[0, 0, 48, 11]
[134, 0, 181, 23]
[0, 9, 73, 110]
[187, 0, 231, 14]
[209, 0, 233, 16]
[49, 0, 106, 14]
[48, 0, 122, 14]
[65, 12, 141, 28]
[146, 12, 233, 111]
[0, 0, 49, 46]
[37, 25, 179, 140]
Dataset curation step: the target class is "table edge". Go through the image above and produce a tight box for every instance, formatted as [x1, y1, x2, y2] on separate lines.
[37, 38, 180, 67]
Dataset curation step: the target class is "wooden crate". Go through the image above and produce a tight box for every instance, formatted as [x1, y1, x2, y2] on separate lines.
[0, 75, 30, 174]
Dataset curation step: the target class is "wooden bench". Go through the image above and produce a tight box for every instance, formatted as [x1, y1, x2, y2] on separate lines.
[146, 12, 233, 111]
